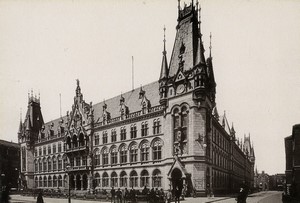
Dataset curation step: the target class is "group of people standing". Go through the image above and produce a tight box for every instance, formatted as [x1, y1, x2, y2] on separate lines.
[110, 186, 182, 203]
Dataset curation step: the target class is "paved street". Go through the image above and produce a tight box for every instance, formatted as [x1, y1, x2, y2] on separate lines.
[9, 191, 282, 203]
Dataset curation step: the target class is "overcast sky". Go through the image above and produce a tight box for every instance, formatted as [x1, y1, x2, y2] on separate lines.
[0, 0, 300, 175]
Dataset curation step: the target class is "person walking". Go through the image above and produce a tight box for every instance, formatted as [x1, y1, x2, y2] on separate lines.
[166, 189, 172, 203]
[174, 187, 181, 203]
[36, 190, 44, 203]
[123, 188, 129, 203]
[111, 187, 116, 203]
[116, 188, 122, 203]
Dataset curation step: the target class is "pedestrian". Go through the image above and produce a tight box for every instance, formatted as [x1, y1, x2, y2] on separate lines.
[159, 188, 165, 203]
[142, 186, 148, 195]
[174, 186, 181, 203]
[130, 187, 136, 203]
[116, 188, 122, 203]
[36, 190, 44, 203]
[111, 187, 116, 203]
[1, 186, 10, 203]
[124, 188, 129, 203]
[166, 189, 172, 203]
[149, 188, 155, 203]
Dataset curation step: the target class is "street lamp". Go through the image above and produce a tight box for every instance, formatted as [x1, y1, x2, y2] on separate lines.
[65, 164, 71, 203]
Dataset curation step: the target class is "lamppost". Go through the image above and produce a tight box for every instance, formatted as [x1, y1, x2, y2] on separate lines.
[65, 164, 71, 203]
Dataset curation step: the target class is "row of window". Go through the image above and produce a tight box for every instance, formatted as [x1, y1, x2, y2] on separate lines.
[34, 175, 66, 188]
[94, 169, 162, 188]
[95, 119, 161, 145]
[93, 140, 163, 166]
[34, 156, 67, 173]
[212, 127, 230, 152]
[35, 142, 64, 157]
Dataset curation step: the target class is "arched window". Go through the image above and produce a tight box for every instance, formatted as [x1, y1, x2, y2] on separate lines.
[111, 172, 118, 187]
[140, 141, 150, 162]
[95, 173, 100, 188]
[153, 139, 163, 161]
[53, 175, 57, 187]
[119, 145, 127, 164]
[120, 171, 127, 187]
[102, 172, 109, 187]
[130, 125, 137, 139]
[102, 147, 109, 166]
[129, 143, 137, 163]
[39, 159, 42, 172]
[110, 146, 118, 165]
[58, 175, 62, 187]
[34, 160, 38, 172]
[47, 158, 52, 172]
[43, 176, 47, 187]
[52, 157, 57, 171]
[173, 106, 189, 155]
[58, 156, 62, 171]
[63, 175, 67, 188]
[152, 169, 162, 187]
[43, 158, 47, 172]
[73, 134, 78, 148]
[66, 136, 71, 149]
[140, 170, 149, 187]
[39, 177, 42, 187]
[79, 133, 85, 147]
[129, 170, 138, 188]
[48, 176, 52, 187]
[141, 122, 148, 137]
[94, 149, 100, 166]
[35, 177, 38, 188]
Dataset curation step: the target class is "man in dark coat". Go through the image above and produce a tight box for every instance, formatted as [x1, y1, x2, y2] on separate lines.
[111, 187, 116, 203]
[124, 188, 129, 203]
[174, 187, 182, 203]
[116, 188, 122, 203]
[36, 191, 44, 203]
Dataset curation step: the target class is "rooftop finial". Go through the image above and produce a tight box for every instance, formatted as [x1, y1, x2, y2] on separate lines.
[163, 25, 166, 54]
[76, 79, 80, 86]
[20, 108, 22, 121]
[178, 0, 181, 11]
[209, 32, 212, 58]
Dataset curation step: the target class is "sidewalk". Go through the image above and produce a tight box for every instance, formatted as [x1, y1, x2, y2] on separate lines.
[10, 194, 233, 203]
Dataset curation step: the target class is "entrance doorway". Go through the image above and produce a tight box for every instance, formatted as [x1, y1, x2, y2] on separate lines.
[171, 168, 183, 191]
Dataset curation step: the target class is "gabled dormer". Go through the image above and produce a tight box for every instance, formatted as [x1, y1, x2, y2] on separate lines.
[102, 100, 111, 125]
[119, 94, 129, 120]
[139, 86, 151, 114]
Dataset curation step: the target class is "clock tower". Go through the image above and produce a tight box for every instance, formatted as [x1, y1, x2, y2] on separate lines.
[160, 1, 217, 196]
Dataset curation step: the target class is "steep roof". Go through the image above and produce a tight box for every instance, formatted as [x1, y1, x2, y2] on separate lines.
[0, 139, 19, 148]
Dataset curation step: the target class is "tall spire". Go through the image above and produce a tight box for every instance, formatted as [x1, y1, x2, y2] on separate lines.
[18, 109, 23, 134]
[195, 5, 206, 65]
[159, 26, 169, 81]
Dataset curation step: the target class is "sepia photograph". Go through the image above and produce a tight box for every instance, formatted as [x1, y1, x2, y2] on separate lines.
[0, 0, 300, 202]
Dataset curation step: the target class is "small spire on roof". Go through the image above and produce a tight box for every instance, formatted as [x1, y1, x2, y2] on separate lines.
[159, 26, 169, 81]
[209, 32, 212, 58]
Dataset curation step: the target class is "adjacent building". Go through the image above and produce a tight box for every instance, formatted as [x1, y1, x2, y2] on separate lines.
[285, 124, 300, 199]
[0, 139, 20, 190]
[18, 1, 255, 196]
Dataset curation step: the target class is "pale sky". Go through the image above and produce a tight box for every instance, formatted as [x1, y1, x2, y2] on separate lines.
[0, 0, 299, 175]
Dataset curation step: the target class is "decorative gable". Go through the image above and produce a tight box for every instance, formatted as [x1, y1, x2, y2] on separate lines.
[102, 101, 111, 124]
[139, 87, 151, 114]
[119, 94, 129, 120]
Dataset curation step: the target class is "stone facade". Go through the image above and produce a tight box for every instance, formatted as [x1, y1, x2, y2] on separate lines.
[18, 1, 255, 196]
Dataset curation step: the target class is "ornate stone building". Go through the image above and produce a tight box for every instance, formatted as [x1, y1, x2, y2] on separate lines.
[18, 1, 255, 196]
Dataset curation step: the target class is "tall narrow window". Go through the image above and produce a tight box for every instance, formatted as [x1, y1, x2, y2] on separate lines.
[102, 172, 109, 187]
[95, 134, 100, 145]
[58, 142, 61, 153]
[111, 147, 118, 165]
[152, 169, 162, 187]
[120, 127, 127, 140]
[53, 143, 56, 154]
[130, 125, 137, 139]
[103, 131, 108, 144]
[94, 149, 100, 166]
[141, 122, 148, 137]
[153, 119, 161, 134]
[111, 129, 117, 142]
[140, 170, 149, 187]
[153, 140, 162, 161]
[173, 106, 189, 155]
[129, 171, 138, 188]
[130, 144, 138, 163]
[111, 172, 118, 187]
[53, 158, 57, 171]
[120, 145, 127, 164]
[140, 142, 149, 162]
[120, 171, 127, 187]
[102, 148, 109, 166]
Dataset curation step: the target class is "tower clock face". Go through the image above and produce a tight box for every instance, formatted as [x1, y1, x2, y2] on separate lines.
[176, 84, 185, 94]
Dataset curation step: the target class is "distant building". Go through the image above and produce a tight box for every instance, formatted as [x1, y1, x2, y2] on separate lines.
[17, 1, 255, 196]
[254, 170, 269, 191]
[285, 124, 300, 199]
[269, 174, 285, 191]
[0, 139, 20, 189]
